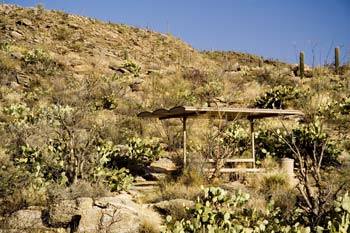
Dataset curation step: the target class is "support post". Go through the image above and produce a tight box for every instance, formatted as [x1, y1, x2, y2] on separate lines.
[183, 117, 187, 168]
[250, 119, 256, 168]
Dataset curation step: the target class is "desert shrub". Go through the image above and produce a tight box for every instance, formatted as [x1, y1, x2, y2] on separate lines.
[257, 172, 290, 194]
[0, 158, 30, 215]
[201, 121, 251, 179]
[163, 187, 297, 233]
[164, 186, 350, 232]
[2, 103, 136, 196]
[292, 119, 341, 166]
[193, 75, 223, 104]
[254, 85, 306, 109]
[327, 192, 350, 232]
[0, 40, 11, 52]
[0, 148, 49, 216]
[122, 59, 141, 75]
[138, 207, 163, 233]
[106, 137, 161, 175]
[46, 180, 111, 203]
[23, 48, 58, 75]
[55, 26, 72, 41]
[255, 128, 290, 160]
[256, 119, 340, 166]
[317, 96, 350, 119]
[23, 48, 51, 65]
[157, 168, 204, 202]
[248, 170, 296, 219]
[95, 95, 117, 110]
[340, 96, 350, 115]
[158, 181, 202, 202]
[183, 68, 207, 85]
[223, 122, 250, 155]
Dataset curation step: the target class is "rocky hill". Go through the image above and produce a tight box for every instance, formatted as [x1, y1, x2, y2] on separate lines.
[0, 4, 298, 112]
[0, 4, 349, 232]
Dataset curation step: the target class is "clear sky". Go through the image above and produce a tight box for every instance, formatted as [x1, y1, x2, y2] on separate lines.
[4, 0, 350, 66]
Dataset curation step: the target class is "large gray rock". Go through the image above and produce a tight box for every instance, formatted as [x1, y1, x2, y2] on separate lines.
[4, 194, 162, 233]
[153, 199, 194, 222]
[92, 194, 141, 233]
[10, 30, 23, 39]
[149, 158, 177, 173]
[16, 18, 33, 26]
[6, 209, 46, 229]
[154, 199, 194, 213]
[49, 199, 79, 227]
[77, 206, 102, 233]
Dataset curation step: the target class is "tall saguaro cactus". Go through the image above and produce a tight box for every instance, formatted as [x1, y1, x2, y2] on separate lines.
[299, 51, 305, 79]
[335, 46, 340, 74]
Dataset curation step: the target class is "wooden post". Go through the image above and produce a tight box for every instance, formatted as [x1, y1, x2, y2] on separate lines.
[250, 119, 256, 168]
[183, 117, 187, 167]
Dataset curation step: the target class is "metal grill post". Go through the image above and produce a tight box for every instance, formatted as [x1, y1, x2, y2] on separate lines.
[183, 117, 187, 167]
[250, 119, 256, 168]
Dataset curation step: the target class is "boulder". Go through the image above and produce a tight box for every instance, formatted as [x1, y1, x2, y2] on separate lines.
[49, 199, 80, 227]
[148, 172, 167, 181]
[10, 30, 23, 39]
[92, 194, 157, 233]
[149, 158, 177, 173]
[77, 207, 103, 233]
[154, 199, 194, 213]
[153, 199, 194, 221]
[4, 194, 162, 232]
[16, 18, 33, 26]
[6, 209, 46, 229]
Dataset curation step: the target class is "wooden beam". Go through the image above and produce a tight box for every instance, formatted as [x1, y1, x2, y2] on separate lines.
[207, 158, 255, 163]
[250, 119, 256, 168]
[204, 168, 261, 173]
[183, 116, 187, 167]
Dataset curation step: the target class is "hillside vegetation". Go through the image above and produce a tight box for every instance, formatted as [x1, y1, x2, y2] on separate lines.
[0, 4, 350, 232]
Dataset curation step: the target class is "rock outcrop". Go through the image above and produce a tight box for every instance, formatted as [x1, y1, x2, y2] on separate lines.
[2, 194, 162, 233]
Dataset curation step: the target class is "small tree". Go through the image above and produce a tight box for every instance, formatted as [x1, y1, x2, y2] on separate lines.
[276, 119, 344, 229]
[202, 119, 249, 179]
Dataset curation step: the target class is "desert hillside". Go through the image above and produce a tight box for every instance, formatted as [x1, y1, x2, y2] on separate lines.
[0, 4, 350, 232]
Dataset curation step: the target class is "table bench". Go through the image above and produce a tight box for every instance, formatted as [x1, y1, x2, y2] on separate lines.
[204, 158, 260, 173]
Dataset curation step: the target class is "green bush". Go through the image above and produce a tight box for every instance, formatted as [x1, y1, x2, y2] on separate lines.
[194, 76, 223, 104]
[223, 122, 250, 155]
[292, 119, 341, 166]
[163, 187, 304, 233]
[256, 119, 340, 166]
[163, 187, 250, 232]
[164, 186, 350, 232]
[106, 137, 161, 175]
[122, 59, 141, 75]
[340, 96, 350, 115]
[23, 48, 58, 74]
[327, 192, 350, 232]
[0, 40, 11, 52]
[255, 128, 290, 160]
[254, 85, 306, 109]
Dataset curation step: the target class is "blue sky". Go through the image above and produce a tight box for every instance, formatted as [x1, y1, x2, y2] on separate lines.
[4, 0, 350, 65]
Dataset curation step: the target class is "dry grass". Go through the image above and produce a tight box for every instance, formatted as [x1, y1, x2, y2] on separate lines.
[156, 168, 205, 202]
[47, 180, 111, 203]
[138, 207, 163, 233]
[247, 167, 297, 217]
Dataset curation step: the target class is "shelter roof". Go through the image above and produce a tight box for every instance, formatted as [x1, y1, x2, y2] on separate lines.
[137, 106, 304, 120]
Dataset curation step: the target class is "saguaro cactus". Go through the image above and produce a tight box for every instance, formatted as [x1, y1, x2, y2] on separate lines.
[335, 46, 340, 74]
[124, 49, 129, 60]
[299, 51, 305, 79]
